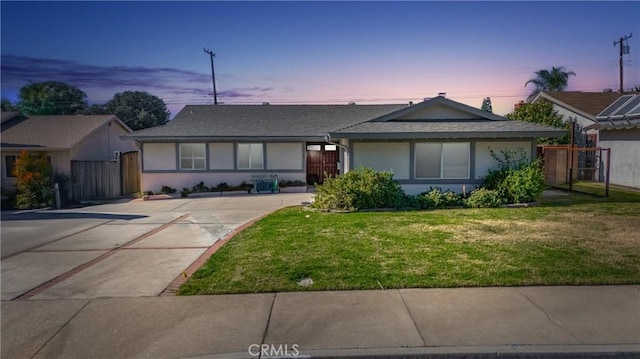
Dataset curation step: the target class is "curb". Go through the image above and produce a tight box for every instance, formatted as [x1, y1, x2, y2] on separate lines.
[189, 344, 640, 359]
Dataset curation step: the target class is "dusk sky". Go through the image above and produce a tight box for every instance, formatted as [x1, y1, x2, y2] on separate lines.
[2, 1, 639, 116]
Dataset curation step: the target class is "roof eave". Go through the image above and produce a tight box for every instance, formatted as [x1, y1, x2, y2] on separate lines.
[329, 131, 566, 140]
[122, 135, 327, 142]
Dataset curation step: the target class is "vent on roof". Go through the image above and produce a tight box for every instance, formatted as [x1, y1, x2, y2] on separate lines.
[348, 102, 356, 105]
[438, 92, 447, 97]
[262, 102, 270, 105]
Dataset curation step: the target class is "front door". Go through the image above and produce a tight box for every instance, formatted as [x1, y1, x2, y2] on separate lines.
[306, 143, 339, 184]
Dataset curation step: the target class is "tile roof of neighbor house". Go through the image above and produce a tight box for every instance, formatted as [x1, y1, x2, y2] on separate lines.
[1, 114, 127, 150]
[534, 91, 636, 119]
[125, 104, 408, 140]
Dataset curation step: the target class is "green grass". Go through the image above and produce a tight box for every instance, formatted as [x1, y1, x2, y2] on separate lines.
[178, 188, 640, 295]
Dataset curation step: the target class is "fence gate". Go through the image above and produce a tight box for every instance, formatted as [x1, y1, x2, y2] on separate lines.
[120, 151, 140, 196]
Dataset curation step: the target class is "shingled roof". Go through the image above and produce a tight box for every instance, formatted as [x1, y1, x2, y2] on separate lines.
[125, 97, 565, 141]
[1, 114, 128, 150]
[533, 91, 633, 119]
[124, 104, 408, 140]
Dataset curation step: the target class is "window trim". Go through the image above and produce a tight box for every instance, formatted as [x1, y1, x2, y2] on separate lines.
[414, 142, 470, 180]
[179, 143, 207, 170]
[4, 155, 17, 178]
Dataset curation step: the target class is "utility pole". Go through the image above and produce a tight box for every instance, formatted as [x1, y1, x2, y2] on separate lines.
[613, 33, 632, 93]
[203, 48, 218, 105]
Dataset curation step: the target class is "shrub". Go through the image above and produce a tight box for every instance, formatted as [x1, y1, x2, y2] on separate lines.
[483, 149, 545, 204]
[416, 187, 463, 209]
[214, 182, 230, 191]
[192, 181, 209, 192]
[465, 188, 504, 208]
[181, 188, 190, 198]
[13, 151, 53, 209]
[312, 167, 405, 211]
[160, 185, 177, 194]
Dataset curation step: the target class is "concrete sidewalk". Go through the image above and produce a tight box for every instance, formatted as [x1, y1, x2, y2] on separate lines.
[2, 285, 639, 358]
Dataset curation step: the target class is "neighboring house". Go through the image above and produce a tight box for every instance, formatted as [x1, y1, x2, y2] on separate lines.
[530, 91, 635, 146]
[1, 113, 137, 190]
[585, 94, 640, 189]
[124, 96, 563, 195]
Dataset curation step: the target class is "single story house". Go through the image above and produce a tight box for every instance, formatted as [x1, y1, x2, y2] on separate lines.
[124, 96, 563, 195]
[1, 113, 137, 191]
[530, 91, 636, 146]
[585, 94, 640, 189]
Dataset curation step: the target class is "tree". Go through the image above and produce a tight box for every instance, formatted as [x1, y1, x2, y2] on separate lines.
[1, 97, 18, 112]
[525, 66, 576, 99]
[12, 151, 53, 209]
[105, 91, 170, 130]
[505, 100, 570, 145]
[17, 81, 88, 115]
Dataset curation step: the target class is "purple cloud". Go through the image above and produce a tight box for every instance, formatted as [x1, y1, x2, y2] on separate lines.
[0, 55, 275, 104]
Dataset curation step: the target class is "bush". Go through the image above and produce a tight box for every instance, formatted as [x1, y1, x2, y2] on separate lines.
[312, 167, 405, 211]
[160, 185, 177, 194]
[13, 151, 53, 209]
[483, 149, 545, 204]
[192, 181, 209, 193]
[465, 188, 504, 208]
[416, 187, 463, 209]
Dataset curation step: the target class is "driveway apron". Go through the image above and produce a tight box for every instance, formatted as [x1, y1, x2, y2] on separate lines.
[0, 193, 313, 300]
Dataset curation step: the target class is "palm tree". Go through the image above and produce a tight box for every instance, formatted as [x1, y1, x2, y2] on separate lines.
[525, 66, 576, 99]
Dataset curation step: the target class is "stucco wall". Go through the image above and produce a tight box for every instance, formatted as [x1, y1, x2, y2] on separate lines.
[71, 120, 136, 161]
[141, 172, 306, 193]
[551, 104, 596, 134]
[599, 128, 640, 188]
[475, 141, 533, 179]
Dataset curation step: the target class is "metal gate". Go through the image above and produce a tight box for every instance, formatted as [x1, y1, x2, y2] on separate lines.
[540, 145, 611, 196]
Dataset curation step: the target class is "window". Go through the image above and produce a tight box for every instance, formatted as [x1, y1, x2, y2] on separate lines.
[5, 155, 16, 178]
[324, 144, 337, 151]
[179, 143, 206, 170]
[415, 142, 469, 179]
[237, 143, 264, 169]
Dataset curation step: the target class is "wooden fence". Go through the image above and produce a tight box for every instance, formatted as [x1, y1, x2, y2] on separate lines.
[71, 151, 140, 201]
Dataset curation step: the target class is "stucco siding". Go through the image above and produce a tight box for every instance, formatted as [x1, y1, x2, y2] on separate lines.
[599, 129, 640, 188]
[551, 104, 596, 134]
[352, 142, 410, 179]
[475, 141, 533, 179]
[143, 143, 177, 171]
[266, 143, 303, 170]
[141, 172, 306, 193]
[71, 120, 136, 161]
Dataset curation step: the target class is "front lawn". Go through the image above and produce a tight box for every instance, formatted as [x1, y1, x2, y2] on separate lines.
[178, 188, 640, 295]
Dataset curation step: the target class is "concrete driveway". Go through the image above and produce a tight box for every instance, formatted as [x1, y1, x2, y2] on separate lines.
[0, 193, 313, 300]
